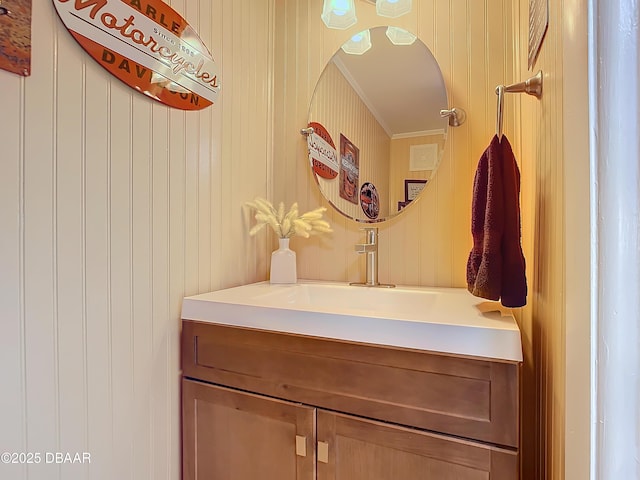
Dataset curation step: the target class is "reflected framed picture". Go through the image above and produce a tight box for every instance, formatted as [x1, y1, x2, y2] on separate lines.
[404, 179, 427, 202]
[339, 134, 359, 204]
[398, 201, 410, 212]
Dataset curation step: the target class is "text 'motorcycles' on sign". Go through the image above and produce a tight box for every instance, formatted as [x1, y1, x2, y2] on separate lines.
[53, 0, 220, 110]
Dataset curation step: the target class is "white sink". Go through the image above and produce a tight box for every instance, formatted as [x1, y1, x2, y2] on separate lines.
[181, 280, 523, 362]
[250, 282, 440, 317]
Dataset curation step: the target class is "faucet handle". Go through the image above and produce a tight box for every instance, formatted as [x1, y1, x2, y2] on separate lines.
[354, 243, 375, 253]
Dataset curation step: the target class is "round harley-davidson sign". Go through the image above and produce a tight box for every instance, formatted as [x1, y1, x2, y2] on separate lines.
[53, 0, 220, 110]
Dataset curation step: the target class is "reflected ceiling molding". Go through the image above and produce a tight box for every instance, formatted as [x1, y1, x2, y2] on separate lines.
[391, 129, 446, 140]
[332, 54, 394, 137]
[385, 27, 417, 46]
[341, 30, 372, 55]
[321, 0, 357, 29]
[376, 0, 412, 18]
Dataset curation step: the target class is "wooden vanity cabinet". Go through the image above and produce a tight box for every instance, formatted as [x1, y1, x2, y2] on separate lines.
[182, 320, 520, 480]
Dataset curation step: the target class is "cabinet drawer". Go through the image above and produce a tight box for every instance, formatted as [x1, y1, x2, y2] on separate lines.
[182, 320, 519, 448]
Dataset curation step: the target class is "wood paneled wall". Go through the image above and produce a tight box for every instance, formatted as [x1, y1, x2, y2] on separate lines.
[0, 0, 578, 479]
[389, 133, 445, 211]
[513, 0, 568, 478]
[0, 1, 274, 479]
[310, 61, 391, 220]
[273, 1, 572, 479]
[273, 0, 518, 287]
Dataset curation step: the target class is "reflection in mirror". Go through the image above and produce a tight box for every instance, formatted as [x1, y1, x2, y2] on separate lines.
[307, 26, 449, 222]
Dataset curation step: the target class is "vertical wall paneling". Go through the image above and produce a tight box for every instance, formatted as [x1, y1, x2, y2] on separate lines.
[513, 0, 570, 477]
[0, 1, 275, 479]
[83, 46, 113, 480]
[276, 0, 515, 288]
[131, 95, 152, 480]
[22, 4, 58, 478]
[208, 2, 224, 295]
[109, 72, 135, 480]
[431, 0, 452, 286]
[310, 62, 391, 220]
[274, 1, 574, 478]
[0, 71, 27, 480]
[449, 0, 471, 288]
[0, 0, 578, 478]
[56, 14, 89, 480]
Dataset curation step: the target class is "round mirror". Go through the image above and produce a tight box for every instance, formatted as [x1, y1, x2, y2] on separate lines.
[307, 26, 449, 222]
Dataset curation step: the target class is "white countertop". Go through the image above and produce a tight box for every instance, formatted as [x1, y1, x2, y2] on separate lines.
[181, 280, 523, 362]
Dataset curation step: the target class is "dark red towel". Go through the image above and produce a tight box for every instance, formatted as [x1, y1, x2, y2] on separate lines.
[466, 135, 527, 308]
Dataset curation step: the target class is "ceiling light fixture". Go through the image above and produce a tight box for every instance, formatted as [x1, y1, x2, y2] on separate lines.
[376, 0, 412, 18]
[341, 29, 372, 55]
[385, 26, 417, 45]
[321, 0, 357, 29]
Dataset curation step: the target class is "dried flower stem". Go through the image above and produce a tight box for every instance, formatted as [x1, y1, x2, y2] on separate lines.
[246, 197, 332, 239]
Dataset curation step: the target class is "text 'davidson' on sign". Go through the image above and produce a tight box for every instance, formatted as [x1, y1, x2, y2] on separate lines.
[53, 0, 220, 110]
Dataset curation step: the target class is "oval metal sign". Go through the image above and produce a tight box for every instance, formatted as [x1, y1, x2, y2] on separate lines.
[307, 122, 338, 179]
[53, 0, 220, 110]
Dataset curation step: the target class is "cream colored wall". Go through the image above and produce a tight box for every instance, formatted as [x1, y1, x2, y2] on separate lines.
[511, 6, 562, 475]
[514, 0, 591, 478]
[561, 0, 590, 478]
[274, 0, 518, 287]
[0, 1, 274, 479]
[0, 1, 582, 479]
[310, 62, 391, 220]
[389, 133, 445, 212]
[511, 0, 587, 477]
[275, 1, 578, 478]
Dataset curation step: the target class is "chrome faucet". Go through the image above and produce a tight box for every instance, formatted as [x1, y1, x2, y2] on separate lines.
[350, 228, 395, 288]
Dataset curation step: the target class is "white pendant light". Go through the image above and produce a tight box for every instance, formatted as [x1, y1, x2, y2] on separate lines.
[341, 29, 372, 55]
[321, 0, 357, 29]
[385, 26, 417, 46]
[376, 0, 412, 18]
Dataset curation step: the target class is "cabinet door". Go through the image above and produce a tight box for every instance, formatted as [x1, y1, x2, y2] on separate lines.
[317, 410, 518, 480]
[183, 379, 315, 480]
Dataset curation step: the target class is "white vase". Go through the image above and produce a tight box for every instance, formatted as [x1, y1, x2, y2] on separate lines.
[270, 238, 297, 284]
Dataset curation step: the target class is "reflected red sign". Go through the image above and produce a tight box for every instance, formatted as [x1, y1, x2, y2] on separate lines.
[307, 122, 338, 179]
[53, 0, 220, 110]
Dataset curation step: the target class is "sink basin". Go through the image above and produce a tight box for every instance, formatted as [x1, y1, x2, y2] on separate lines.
[181, 280, 523, 362]
[251, 282, 439, 317]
